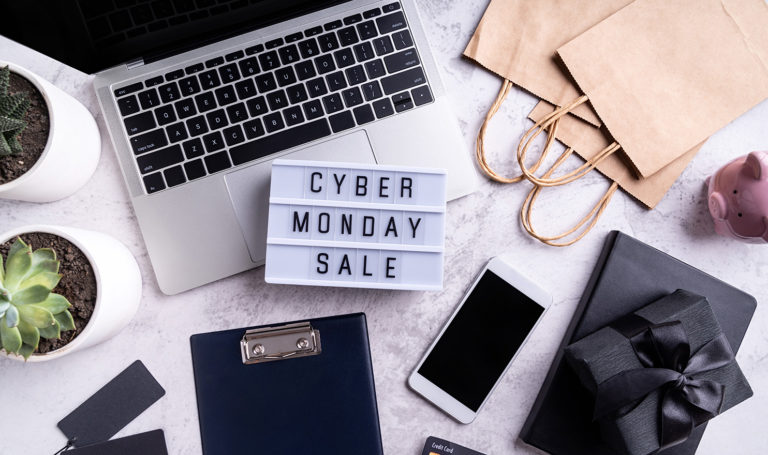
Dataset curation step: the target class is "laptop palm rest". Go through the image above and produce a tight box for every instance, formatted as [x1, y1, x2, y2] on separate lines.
[224, 130, 377, 264]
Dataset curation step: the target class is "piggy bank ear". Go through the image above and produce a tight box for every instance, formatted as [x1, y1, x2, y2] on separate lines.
[709, 192, 728, 220]
[745, 151, 768, 179]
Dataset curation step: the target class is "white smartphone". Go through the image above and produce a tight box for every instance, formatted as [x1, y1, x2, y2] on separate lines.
[408, 256, 552, 424]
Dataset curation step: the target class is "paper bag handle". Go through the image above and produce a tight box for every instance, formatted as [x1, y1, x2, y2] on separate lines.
[520, 148, 619, 247]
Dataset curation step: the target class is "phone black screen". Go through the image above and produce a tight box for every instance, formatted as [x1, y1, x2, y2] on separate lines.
[418, 270, 545, 411]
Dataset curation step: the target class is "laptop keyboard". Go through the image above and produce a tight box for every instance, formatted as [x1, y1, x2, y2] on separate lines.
[112, 2, 435, 195]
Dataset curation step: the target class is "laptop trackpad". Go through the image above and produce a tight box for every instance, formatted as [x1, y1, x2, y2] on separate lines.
[224, 130, 377, 264]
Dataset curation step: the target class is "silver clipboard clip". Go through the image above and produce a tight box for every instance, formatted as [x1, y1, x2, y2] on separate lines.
[240, 322, 322, 365]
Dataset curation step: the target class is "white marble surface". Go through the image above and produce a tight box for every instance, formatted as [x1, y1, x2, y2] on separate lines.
[1, 1, 767, 454]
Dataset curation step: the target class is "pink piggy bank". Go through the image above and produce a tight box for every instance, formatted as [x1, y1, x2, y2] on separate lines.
[707, 151, 768, 243]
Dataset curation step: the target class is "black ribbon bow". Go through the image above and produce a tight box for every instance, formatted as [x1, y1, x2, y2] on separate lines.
[594, 321, 735, 451]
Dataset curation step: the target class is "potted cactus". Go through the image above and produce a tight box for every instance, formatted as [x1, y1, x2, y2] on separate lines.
[0, 63, 101, 202]
[0, 225, 142, 362]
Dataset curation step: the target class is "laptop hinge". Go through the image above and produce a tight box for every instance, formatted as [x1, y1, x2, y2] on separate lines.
[126, 58, 145, 70]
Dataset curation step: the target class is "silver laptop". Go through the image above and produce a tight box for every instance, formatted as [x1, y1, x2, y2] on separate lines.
[3, 0, 477, 294]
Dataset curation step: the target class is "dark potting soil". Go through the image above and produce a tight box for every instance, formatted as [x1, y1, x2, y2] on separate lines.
[0, 232, 97, 354]
[0, 72, 50, 185]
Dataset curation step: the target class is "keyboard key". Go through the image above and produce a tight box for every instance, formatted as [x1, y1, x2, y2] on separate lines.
[155, 105, 177, 125]
[138, 89, 161, 109]
[183, 138, 204, 158]
[266, 90, 289, 111]
[238, 57, 260, 77]
[205, 56, 224, 68]
[381, 67, 426, 95]
[124, 111, 156, 136]
[263, 112, 285, 133]
[218, 63, 240, 83]
[203, 131, 225, 152]
[346, 65, 367, 85]
[214, 85, 237, 105]
[204, 151, 231, 174]
[145, 76, 165, 86]
[412, 85, 433, 106]
[364, 59, 386, 79]
[185, 63, 204, 75]
[131, 128, 168, 155]
[362, 81, 383, 101]
[306, 78, 329, 98]
[165, 69, 184, 81]
[234, 79, 257, 99]
[186, 115, 209, 136]
[118, 95, 140, 116]
[353, 104, 375, 125]
[384, 48, 420, 73]
[286, 84, 309, 104]
[377, 11, 407, 34]
[324, 20, 342, 31]
[334, 48, 355, 68]
[392, 91, 414, 112]
[225, 50, 244, 61]
[392, 30, 413, 50]
[342, 87, 364, 107]
[255, 73, 277, 93]
[175, 98, 198, 119]
[223, 125, 245, 146]
[295, 60, 317, 81]
[246, 96, 269, 117]
[164, 165, 186, 187]
[178, 76, 201, 96]
[322, 93, 344, 113]
[373, 36, 394, 56]
[279, 45, 300, 65]
[230, 119, 332, 166]
[258, 51, 280, 71]
[243, 118, 265, 139]
[326, 71, 348, 92]
[337, 27, 359, 47]
[383, 2, 401, 12]
[363, 8, 381, 19]
[286, 32, 303, 42]
[329, 111, 355, 133]
[143, 172, 165, 193]
[114, 82, 143, 97]
[318, 33, 340, 52]
[298, 39, 320, 59]
[314, 54, 336, 75]
[265, 38, 284, 49]
[184, 159, 206, 180]
[245, 43, 264, 55]
[283, 106, 304, 126]
[158, 83, 181, 103]
[344, 14, 363, 25]
[226, 102, 248, 123]
[194, 92, 217, 113]
[372, 98, 394, 118]
[357, 21, 378, 40]
[137, 144, 182, 174]
[353, 42, 376, 62]
[206, 109, 229, 129]
[199, 70, 221, 89]
[166, 122, 188, 143]
[303, 100, 324, 120]
[304, 26, 323, 36]
[275, 67, 297, 87]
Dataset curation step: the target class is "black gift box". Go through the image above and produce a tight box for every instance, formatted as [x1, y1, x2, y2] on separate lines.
[565, 290, 752, 455]
[519, 232, 757, 455]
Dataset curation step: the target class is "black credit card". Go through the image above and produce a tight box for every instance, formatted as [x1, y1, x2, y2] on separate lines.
[68, 430, 168, 455]
[422, 436, 486, 455]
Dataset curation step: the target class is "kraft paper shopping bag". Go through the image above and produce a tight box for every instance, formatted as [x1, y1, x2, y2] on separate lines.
[551, 0, 768, 178]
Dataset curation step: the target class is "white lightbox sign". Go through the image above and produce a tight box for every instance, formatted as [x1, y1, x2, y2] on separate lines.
[265, 159, 446, 290]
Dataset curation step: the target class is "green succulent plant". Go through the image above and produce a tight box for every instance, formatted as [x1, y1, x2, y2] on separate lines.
[0, 238, 75, 359]
[0, 65, 30, 156]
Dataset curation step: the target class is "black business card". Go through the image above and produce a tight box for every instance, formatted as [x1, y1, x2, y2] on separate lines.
[69, 430, 168, 455]
[422, 436, 486, 455]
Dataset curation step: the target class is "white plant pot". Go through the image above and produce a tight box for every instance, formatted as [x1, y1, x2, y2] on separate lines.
[0, 62, 101, 202]
[0, 225, 142, 362]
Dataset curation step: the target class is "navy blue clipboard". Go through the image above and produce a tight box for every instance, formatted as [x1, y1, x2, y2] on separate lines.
[190, 313, 384, 455]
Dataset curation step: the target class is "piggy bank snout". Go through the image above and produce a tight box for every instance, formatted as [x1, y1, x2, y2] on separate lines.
[709, 192, 728, 220]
